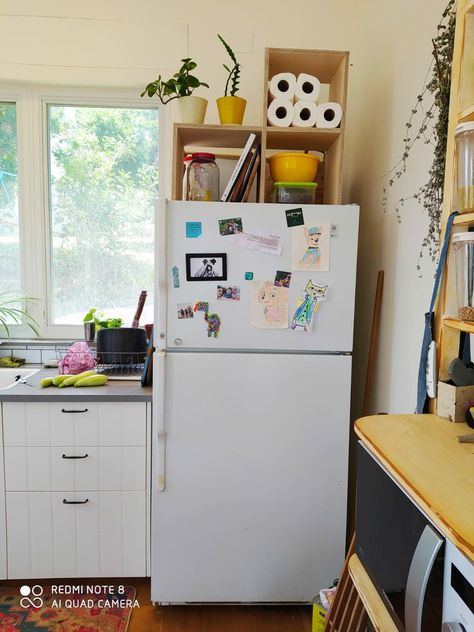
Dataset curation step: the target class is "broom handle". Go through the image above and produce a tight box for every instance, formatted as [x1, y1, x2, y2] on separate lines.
[362, 271, 384, 417]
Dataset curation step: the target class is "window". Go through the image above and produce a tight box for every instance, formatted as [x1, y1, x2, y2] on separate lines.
[0, 102, 20, 295]
[48, 104, 159, 327]
[0, 88, 160, 338]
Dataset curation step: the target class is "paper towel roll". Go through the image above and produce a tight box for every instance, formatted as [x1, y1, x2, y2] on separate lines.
[295, 73, 321, 103]
[291, 100, 318, 127]
[267, 98, 294, 127]
[269, 73, 297, 101]
[316, 102, 343, 128]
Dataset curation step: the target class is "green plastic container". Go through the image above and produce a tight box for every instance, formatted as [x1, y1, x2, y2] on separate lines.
[274, 181, 318, 204]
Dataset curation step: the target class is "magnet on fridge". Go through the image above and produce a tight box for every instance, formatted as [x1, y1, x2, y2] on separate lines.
[186, 221, 202, 238]
[194, 301, 209, 313]
[290, 280, 328, 332]
[245, 272, 254, 280]
[204, 312, 221, 338]
[285, 207, 304, 227]
[172, 266, 180, 288]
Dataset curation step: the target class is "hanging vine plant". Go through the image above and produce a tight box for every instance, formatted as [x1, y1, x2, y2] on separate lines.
[383, 0, 456, 269]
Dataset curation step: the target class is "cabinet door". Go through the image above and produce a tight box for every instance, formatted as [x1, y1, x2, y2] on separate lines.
[3, 402, 147, 447]
[4, 446, 146, 491]
[6, 491, 146, 578]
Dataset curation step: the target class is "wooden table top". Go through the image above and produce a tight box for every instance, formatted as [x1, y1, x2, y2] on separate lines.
[355, 414, 474, 561]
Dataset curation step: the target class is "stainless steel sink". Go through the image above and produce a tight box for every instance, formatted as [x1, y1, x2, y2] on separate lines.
[0, 367, 39, 390]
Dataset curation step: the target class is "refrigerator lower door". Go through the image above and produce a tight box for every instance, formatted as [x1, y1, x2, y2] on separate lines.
[151, 352, 351, 604]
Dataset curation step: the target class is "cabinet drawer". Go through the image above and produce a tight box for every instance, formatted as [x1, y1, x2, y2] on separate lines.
[4, 446, 146, 491]
[6, 491, 146, 578]
[3, 402, 147, 447]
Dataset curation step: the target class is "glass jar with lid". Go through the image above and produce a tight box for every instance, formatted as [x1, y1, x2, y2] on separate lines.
[455, 122, 474, 213]
[187, 152, 220, 202]
[453, 231, 474, 321]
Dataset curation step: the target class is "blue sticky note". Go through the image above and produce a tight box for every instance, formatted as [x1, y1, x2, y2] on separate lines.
[186, 221, 202, 238]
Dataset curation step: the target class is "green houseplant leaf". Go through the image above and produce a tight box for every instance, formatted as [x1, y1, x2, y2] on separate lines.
[0, 292, 39, 338]
[217, 34, 241, 97]
[141, 58, 209, 104]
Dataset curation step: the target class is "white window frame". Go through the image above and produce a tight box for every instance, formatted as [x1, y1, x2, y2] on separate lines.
[0, 84, 164, 340]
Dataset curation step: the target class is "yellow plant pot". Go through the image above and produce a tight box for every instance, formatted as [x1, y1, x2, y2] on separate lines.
[216, 96, 247, 125]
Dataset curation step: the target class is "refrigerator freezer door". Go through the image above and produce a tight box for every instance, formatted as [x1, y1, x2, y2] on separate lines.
[151, 352, 350, 603]
[160, 201, 359, 352]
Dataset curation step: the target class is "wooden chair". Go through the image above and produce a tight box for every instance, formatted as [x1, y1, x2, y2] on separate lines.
[323, 537, 368, 632]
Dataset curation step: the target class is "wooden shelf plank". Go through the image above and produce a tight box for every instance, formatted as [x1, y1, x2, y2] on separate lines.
[266, 48, 348, 83]
[174, 123, 262, 149]
[466, 0, 474, 14]
[444, 317, 474, 333]
[453, 211, 474, 224]
[265, 127, 341, 151]
[348, 555, 399, 632]
[458, 102, 474, 122]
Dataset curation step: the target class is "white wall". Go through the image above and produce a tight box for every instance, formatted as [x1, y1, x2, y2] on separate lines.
[0, 0, 447, 414]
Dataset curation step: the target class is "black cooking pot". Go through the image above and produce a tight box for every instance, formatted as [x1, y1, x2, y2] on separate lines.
[96, 327, 147, 364]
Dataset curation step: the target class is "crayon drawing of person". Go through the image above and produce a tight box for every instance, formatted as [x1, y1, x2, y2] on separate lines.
[291, 280, 328, 332]
[258, 282, 287, 326]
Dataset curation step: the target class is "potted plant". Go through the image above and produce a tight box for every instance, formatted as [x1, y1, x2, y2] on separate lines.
[141, 58, 210, 124]
[216, 35, 247, 125]
[0, 292, 38, 338]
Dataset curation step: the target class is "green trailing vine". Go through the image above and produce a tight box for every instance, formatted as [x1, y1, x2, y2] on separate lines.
[383, 0, 456, 269]
[218, 34, 241, 96]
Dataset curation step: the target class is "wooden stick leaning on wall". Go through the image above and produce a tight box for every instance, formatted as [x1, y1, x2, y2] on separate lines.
[362, 271, 385, 416]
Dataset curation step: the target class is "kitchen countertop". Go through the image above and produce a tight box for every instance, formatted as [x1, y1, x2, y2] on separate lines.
[0, 367, 152, 402]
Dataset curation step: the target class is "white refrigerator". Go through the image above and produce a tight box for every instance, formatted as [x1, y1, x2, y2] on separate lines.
[152, 200, 359, 604]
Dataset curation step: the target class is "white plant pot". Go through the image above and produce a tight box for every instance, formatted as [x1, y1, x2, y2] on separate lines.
[178, 96, 208, 124]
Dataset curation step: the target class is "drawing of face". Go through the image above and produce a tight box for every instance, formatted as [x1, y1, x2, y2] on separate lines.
[258, 283, 279, 306]
[305, 226, 321, 247]
[305, 280, 328, 300]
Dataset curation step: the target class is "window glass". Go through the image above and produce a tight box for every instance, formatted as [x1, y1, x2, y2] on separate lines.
[0, 103, 20, 295]
[48, 105, 158, 325]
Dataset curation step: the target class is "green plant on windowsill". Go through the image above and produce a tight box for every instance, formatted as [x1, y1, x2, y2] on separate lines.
[0, 292, 39, 338]
[83, 308, 123, 330]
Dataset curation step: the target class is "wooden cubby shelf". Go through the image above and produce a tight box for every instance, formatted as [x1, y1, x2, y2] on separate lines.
[443, 317, 474, 334]
[453, 211, 474, 224]
[171, 47, 349, 205]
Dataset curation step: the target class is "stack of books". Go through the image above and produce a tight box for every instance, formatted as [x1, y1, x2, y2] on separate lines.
[220, 133, 261, 202]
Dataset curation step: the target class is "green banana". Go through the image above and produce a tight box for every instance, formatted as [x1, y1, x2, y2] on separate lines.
[40, 377, 54, 388]
[52, 375, 71, 386]
[74, 374, 108, 388]
[58, 371, 96, 388]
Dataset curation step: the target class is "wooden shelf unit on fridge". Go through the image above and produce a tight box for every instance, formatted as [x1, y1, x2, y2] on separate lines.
[171, 48, 349, 205]
[435, 0, 474, 391]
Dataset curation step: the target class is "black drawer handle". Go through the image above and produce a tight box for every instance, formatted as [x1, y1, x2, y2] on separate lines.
[63, 498, 89, 505]
[61, 408, 88, 414]
[62, 453, 88, 459]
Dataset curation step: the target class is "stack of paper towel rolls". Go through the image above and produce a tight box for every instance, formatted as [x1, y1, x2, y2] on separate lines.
[267, 72, 343, 129]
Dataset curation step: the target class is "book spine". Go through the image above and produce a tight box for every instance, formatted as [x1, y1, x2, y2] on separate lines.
[220, 133, 256, 202]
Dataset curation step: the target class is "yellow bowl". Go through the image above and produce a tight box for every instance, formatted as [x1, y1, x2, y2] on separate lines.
[267, 152, 319, 183]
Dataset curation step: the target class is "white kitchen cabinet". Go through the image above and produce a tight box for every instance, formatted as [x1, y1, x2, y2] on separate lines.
[1, 401, 150, 579]
[0, 407, 6, 579]
[6, 491, 146, 578]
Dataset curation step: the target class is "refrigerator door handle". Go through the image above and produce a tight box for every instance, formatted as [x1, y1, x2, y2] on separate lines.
[155, 350, 167, 491]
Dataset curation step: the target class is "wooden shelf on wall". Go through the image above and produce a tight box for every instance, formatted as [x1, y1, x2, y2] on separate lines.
[443, 317, 474, 334]
[171, 48, 349, 205]
[453, 211, 474, 224]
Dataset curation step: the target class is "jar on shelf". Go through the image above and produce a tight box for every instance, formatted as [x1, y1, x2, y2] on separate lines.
[453, 232, 474, 321]
[187, 152, 219, 202]
[182, 154, 193, 201]
[455, 122, 474, 213]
